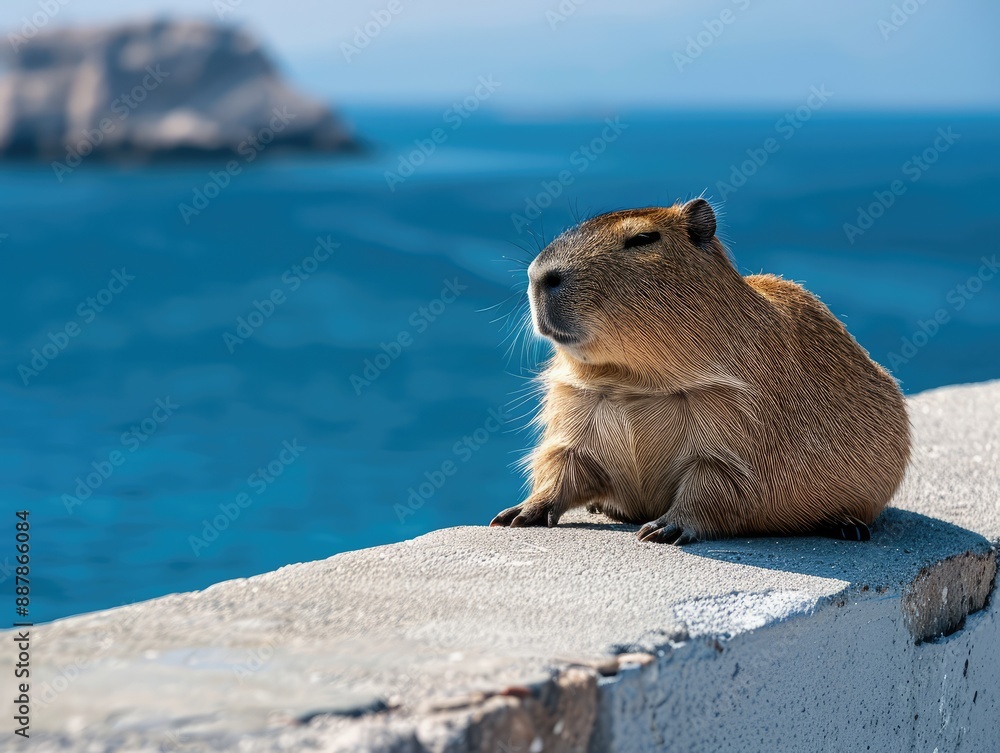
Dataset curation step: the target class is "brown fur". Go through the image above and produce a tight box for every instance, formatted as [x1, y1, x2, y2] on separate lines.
[490, 200, 910, 543]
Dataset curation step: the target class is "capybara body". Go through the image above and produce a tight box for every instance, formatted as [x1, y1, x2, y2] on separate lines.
[490, 200, 910, 544]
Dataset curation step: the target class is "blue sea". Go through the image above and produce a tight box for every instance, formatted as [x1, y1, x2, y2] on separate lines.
[2, 108, 999, 622]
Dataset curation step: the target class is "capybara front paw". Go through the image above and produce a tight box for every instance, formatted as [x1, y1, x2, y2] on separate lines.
[637, 519, 699, 545]
[490, 502, 560, 528]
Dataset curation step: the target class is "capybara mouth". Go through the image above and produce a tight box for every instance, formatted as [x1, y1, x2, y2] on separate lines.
[533, 309, 583, 346]
[546, 328, 581, 346]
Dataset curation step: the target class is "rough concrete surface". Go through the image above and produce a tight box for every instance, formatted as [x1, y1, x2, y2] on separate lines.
[3, 380, 999, 752]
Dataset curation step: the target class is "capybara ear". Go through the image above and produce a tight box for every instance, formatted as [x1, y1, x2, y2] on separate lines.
[682, 198, 716, 246]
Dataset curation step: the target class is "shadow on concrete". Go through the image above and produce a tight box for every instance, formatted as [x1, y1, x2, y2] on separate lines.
[564, 507, 993, 588]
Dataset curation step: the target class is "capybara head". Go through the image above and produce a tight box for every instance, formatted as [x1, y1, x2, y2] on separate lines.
[527, 199, 740, 372]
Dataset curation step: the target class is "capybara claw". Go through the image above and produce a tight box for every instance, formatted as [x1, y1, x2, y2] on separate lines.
[818, 523, 872, 541]
[510, 508, 547, 527]
[490, 505, 522, 527]
[492, 504, 548, 528]
[638, 521, 698, 545]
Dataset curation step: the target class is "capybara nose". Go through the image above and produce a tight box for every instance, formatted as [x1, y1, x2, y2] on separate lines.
[540, 269, 563, 291]
[529, 263, 568, 295]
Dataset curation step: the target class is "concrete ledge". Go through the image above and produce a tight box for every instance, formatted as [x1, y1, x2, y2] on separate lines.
[7, 381, 1000, 752]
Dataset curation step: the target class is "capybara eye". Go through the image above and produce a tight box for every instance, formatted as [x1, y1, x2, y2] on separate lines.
[623, 231, 660, 249]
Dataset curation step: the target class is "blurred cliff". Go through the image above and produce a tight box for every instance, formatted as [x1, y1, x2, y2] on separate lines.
[0, 18, 359, 160]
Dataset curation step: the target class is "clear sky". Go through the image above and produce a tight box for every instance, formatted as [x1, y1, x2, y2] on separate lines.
[5, 0, 999, 110]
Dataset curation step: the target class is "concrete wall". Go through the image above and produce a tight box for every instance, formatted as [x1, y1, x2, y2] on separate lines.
[593, 566, 998, 752]
[5, 380, 999, 753]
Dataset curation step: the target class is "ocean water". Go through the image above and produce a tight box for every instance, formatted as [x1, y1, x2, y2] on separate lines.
[1, 108, 998, 623]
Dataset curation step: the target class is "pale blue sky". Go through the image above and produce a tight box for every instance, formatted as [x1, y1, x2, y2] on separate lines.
[5, 0, 998, 109]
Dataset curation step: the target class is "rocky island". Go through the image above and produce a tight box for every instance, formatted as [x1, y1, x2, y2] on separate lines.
[0, 19, 358, 161]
